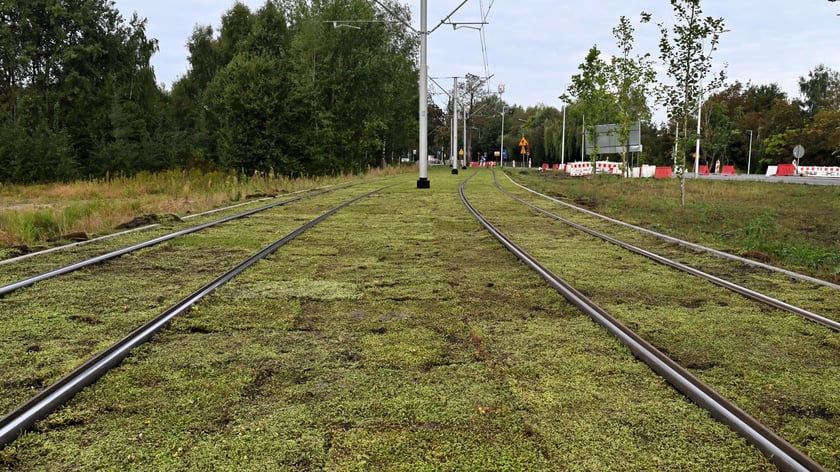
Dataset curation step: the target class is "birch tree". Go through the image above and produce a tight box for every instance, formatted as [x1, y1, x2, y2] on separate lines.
[643, 0, 726, 206]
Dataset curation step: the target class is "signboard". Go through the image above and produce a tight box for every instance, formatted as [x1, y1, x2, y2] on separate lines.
[518, 136, 529, 155]
[793, 145, 805, 159]
[585, 122, 642, 155]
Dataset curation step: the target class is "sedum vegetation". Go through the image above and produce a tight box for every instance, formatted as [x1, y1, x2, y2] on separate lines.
[0, 169, 779, 470]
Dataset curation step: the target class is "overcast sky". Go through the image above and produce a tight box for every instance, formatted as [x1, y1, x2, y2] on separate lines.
[116, 1, 840, 123]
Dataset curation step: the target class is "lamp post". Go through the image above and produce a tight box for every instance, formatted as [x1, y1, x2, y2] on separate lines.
[746, 129, 753, 175]
[561, 104, 566, 167]
[499, 84, 505, 167]
[451, 77, 459, 175]
[694, 29, 730, 177]
[462, 103, 467, 168]
[694, 90, 702, 176]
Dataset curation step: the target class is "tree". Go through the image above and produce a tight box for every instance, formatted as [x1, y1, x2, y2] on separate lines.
[797, 64, 840, 117]
[458, 73, 493, 164]
[283, 0, 417, 174]
[606, 15, 656, 177]
[643, 0, 726, 206]
[0, 0, 162, 182]
[563, 45, 616, 171]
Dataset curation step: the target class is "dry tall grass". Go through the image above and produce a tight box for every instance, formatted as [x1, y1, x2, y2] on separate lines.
[0, 167, 406, 247]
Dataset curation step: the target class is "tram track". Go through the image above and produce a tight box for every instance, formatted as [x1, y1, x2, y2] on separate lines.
[0, 185, 333, 267]
[503, 172, 840, 292]
[491, 173, 840, 332]
[0, 184, 391, 448]
[1, 169, 836, 469]
[460, 170, 835, 471]
[0, 180, 388, 417]
[0, 185, 351, 297]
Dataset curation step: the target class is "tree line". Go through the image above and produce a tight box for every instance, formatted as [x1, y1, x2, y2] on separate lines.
[459, 1, 839, 182]
[1, 0, 837, 185]
[0, 0, 418, 183]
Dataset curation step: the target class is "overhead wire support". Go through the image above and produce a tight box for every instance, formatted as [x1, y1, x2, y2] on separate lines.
[371, 0, 491, 188]
[429, 0, 471, 34]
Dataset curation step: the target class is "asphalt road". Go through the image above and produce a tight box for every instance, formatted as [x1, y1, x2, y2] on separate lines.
[695, 173, 840, 186]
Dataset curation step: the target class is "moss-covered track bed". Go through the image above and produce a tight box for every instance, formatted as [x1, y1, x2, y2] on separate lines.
[1, 168, 836, 470]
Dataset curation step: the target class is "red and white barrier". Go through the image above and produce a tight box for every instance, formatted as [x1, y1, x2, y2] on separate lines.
[766, 164, 839, 177]
[797, 166, 840, 177]
[566, 161, 592, 176]
[564, 161, 624, 176]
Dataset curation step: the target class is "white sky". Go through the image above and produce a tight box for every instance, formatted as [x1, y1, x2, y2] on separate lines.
[116, 1, 840, 123]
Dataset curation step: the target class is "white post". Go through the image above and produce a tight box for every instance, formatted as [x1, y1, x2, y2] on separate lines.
[581, 114, 585, 162]
[561, 104, 566, 166]
[747, 129, 753, 175]
[451, 77, 458, 174]
[462, 104, 467, 168]
[695, 88, 702, 176]
[499, 84, 505, 168]
[417, 0, 429, 188]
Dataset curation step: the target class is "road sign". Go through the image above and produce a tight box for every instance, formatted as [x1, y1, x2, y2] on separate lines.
[518, 136, 529, 147]
[793, 145, 805, 159]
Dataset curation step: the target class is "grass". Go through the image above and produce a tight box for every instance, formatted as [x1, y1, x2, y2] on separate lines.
[480, 170, 840, 468]
[0, 168, 406, 250]
[0, 167, 778, 470]
[511, 171, 840, 282]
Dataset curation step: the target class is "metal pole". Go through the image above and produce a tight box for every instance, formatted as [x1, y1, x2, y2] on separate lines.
[500, 108, 505, 167]
[695, 88, 702, 176]
[417, 0, 429, 188]
[452, 77, 458, 174]
[747, 130, 753, 175]
[581, 114, 585, 162]
[561, 104, 566, 166]
[497, 86, 505, 168]
[463, 104, 467, 168]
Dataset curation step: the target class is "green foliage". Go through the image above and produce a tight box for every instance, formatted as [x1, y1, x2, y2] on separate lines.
[798, 64, 840, 117]
[204, 52, 295, 174]
[607, 15, 656, 175]
[0, 0, 164, 183]
[565, 46, 616, 167]
[643, 0, 727, 205]
[0, 0, 418, 184]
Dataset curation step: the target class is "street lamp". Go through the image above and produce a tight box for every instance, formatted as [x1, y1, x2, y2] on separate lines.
[561, 103, 566, 167]
[499, 84, 505, 167]
[451, 77, 459, 175]
[462, 103, 468, 169]
[694, 29, 730, 177]
[746, 129, 753, 175]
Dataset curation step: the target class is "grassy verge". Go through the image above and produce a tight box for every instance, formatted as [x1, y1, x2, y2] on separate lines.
[0, 168, 772, 470]
[0, 167, 407, 250]
[510, 171, 840, 282]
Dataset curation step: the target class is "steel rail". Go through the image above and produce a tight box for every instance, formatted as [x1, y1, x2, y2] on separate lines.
[460, 172, 825, 472]
[0, 186, 343, 298]
[0, 185, 390, 449]
[492, 174, 840, 332]
[503, 172, 840, 292]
